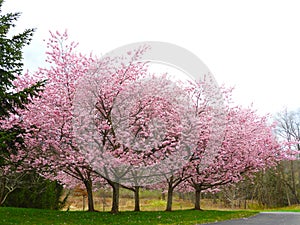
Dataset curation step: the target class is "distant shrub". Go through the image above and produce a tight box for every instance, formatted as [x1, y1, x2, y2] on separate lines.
[4, 172, 68, 210]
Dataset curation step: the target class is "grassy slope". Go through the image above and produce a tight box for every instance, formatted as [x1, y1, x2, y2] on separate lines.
[0, 207, 257, 225]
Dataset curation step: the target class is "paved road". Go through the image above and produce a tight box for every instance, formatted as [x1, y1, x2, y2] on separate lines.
[205, 212, 300, 225]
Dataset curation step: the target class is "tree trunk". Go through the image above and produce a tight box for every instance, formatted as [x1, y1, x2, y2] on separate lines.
[286, 186, 291, 206]
[290, 161, 300, 204]
[83, 178, 95, 212]
[0, 177, 6, 206]
[165, 183, 174, 211]
[134, 186, 140, 212]
[0, 177, 16, 206]
[194, 187, 202, 210]
[291, 161, 296, 196]
[111, 182, 120, 214]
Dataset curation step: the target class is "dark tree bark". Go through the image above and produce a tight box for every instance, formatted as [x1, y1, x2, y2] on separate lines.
[83, 177, 95, 212]
[120, 184, 141, 212]
[110, 181, 120, 214]
[134, 186, 140, 212]
[165, 175, 187, 211]
[194, 185, 202, 210]
[166, 183, 174, 211]
[166, 178, 174, 212]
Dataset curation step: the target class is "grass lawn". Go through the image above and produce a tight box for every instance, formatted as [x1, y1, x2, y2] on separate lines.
[0, 207, 257, 225]
[263, 205, 300, 212]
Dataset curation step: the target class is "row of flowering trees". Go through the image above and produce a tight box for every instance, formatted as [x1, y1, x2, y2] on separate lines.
[3, 30, 294, 213]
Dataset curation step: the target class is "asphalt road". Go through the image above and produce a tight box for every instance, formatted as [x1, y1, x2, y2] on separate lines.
[205, 212, 300, 225]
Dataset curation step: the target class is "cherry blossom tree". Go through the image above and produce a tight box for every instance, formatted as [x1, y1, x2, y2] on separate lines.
[150, 79, 228, 212]
[12, 30, 101, 211]
[119, 74, 203, 212]
[73, 47, 150, 213]
[154, 83, 290, 211]
[183, 106, 288, 210]
[74, 59, 201, 213]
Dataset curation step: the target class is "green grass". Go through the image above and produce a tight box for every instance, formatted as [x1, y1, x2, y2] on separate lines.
[262, 204, 300, 212]
[0, 207, 258, 225]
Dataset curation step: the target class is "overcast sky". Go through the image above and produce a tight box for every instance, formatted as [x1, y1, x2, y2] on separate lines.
[3, 0, 300, 115]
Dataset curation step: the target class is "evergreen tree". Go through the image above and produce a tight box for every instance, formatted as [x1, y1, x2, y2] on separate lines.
[0, 0, 43, 164]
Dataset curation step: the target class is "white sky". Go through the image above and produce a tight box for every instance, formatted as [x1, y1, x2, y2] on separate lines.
[3, 0, 300, 115]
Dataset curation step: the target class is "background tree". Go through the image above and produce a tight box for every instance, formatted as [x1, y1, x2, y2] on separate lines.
[271, 108, 300, 205]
